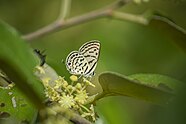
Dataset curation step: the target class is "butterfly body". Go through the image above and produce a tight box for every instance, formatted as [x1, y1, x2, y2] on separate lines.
[66, 40, 100, 77]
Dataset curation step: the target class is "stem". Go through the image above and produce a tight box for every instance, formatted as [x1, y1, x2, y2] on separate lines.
[152, 15, 186, 34]
[58, 0, 71, 20]
[69, 112, 92, 124]
[79, 104, 90, 113]
[112, 11, 149, 25]
[43, 107, 92, 124]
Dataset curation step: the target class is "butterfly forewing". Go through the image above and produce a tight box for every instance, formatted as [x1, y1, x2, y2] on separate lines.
[66, 40, 100, 77]
[79, 40, 100, 76]
[66, 51, 92, 76]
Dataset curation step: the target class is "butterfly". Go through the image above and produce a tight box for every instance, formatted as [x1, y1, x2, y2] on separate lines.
[65, 40, 101, 77]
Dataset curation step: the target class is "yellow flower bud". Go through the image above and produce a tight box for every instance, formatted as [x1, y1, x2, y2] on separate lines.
[63, 81, 68, 87]
[67, 85, 73, 90]
[35, 66, 45, 74]
[70, 75, 78, 82]
[76, 83, 82, 89]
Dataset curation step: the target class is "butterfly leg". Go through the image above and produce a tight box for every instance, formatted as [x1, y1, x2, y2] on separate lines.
[78, 75, 83, 80]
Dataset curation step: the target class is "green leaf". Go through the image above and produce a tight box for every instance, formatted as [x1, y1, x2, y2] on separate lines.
[128, 73, 183, 92]
[123, 0, 186, 51]
[0, 21, 44, 108]
[148, 0, 186, 51]
[149, 16, 186, 52]
[96, 72, 183, 105]
[0, 86, 37, 124]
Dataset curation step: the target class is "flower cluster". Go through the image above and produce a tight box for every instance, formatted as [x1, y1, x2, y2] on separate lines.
[35, 66, 97, 122]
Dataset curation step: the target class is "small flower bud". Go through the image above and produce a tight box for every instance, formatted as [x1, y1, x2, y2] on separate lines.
[67, 85, 73, 90]
[76, 83, 82, 89]
[63, 81, 68, 87]
[70, 75, 78, 82]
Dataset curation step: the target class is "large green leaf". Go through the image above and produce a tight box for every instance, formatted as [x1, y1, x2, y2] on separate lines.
[124, 0, 186, 29]
[96, 72, 183, 105]
[149, 16, 186, 52]
[0, 21, 44, 108]
[128, 73, 182, 92]
[122, 1, 186, 51]
[0, 86, 37, 124]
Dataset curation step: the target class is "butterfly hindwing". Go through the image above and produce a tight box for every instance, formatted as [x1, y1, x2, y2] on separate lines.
[66, 51, 89, 75]
[66, 40, 100, 77]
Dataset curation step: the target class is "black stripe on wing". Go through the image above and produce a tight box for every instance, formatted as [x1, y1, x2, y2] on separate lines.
[84, 60, 97, 76]
[66, 51, 79, 73]
[79, 40, 100, 53]
[80, 46, 99, 56]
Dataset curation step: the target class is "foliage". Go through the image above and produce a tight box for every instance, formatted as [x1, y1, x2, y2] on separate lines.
[0, 86, 37, 124]
[0, 0, 186, 124]
[96, 72, 182, 105]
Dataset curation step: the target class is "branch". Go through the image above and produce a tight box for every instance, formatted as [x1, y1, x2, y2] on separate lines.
[21, 0, 150, 41]
[69, 111, 92, 124]
[112, 11, 148, 25]
[43, 106, 92, 124]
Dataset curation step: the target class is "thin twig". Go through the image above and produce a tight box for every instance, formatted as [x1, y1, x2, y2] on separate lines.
[58, 0, 71, 21]
[23, 0, 145, 41]
[112, 11, 149, 25]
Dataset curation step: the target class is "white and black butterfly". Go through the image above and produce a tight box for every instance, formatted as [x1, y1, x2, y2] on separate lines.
[65, 40, 100, 77]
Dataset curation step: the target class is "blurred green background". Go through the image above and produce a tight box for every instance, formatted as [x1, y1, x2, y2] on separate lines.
[0, 0, 186, 124]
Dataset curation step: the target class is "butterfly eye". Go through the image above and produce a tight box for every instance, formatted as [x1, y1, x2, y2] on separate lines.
[65, 40, 100, 77]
